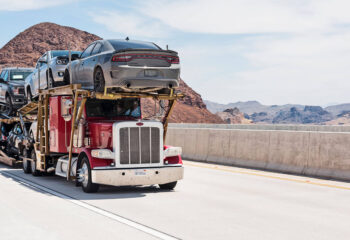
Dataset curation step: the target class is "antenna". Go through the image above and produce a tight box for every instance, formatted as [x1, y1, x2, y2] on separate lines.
[125, 37, 129, 41]
[166, 45, 168, 50]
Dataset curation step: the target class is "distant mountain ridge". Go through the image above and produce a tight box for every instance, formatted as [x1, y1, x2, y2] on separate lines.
[206, 100, 350, 125]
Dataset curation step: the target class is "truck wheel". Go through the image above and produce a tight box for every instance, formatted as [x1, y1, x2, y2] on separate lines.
[159, 181, 177, 190]
[31, 150, 41, 176]
[5, 95, 13, 115]
[78, 157, 99, 193]
[22, 149, 31, 174]
[94, 68, 105, 93]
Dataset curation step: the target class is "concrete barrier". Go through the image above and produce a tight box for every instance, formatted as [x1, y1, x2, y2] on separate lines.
[166, 124, 350, 181]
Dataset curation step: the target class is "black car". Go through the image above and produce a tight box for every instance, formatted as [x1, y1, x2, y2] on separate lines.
[0, 67, 34, 115]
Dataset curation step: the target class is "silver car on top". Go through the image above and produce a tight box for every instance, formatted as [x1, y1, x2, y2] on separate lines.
[25, 50, 81, 100]
[63, 39, 180, 93]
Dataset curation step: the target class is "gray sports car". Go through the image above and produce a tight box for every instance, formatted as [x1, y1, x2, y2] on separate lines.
[25, 50, 81, 100]
[63, 39, 180, 93]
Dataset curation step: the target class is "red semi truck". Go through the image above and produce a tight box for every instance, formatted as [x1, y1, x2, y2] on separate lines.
[19, 85, 184, 192]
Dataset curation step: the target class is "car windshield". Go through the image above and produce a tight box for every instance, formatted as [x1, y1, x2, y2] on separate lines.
[9, 71, 32, 81]
[51, 51, 81, 58]
[109, 40, 160, 51]
[85, 98, 141, 118]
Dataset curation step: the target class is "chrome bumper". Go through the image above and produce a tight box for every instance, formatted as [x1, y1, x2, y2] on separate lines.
[91, 166, 184, 186]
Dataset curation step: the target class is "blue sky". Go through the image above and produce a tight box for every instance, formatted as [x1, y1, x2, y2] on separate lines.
[1, 0, 350, 106]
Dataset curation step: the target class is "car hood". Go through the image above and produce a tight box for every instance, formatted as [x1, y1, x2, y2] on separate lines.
[9, 80, 25, 87]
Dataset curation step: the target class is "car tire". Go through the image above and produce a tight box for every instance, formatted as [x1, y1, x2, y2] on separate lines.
[159, 181, 177, 190]
[22, 148, 31, 174]
[63, 70, 70, 85]
[48, 70, 55, 88]
[78, 156, 99, 193]
[94, 67, 105, 93]
[27, 88, 33, 102]
[5, 95, 13, 116]
[31, 150, 41, 176]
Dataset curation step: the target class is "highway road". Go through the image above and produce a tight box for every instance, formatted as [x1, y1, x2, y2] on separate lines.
[1, 160, 350, 240]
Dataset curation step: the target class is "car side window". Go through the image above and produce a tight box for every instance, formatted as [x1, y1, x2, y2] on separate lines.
[81, 44, 96, 59]
[91, 43, 102, 55]
[40, 53, 47, 67]
[3, 71, 8, 81]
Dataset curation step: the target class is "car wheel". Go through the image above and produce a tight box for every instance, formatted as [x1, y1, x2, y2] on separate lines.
[159, 181, 177, 190]
[31, 150, 41, 176]
[77, 156, 99, 193]
[27, 88, 33, 102]
[5, 95, 13, 115]
[48, 70, 55, 88]
[94, 68, 105, 93]
[22, 148, 31, 174]
[63, 70, 70, 85]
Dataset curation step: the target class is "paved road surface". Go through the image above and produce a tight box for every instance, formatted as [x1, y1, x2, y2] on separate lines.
[1, 160, 350, 240]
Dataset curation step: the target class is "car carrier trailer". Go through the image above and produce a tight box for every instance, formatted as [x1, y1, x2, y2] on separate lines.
[2, 84, 184, 192]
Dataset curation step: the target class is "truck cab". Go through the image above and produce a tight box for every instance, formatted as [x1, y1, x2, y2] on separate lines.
[46, 95, 183, 192]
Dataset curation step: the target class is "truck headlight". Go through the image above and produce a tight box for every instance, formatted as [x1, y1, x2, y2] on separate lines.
[164, 147, 182, 158]
[91, 149, 114, 159]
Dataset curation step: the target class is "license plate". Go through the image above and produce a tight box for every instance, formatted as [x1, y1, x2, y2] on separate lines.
[144, 69, 158, 77]
[135, 169, 147, 176]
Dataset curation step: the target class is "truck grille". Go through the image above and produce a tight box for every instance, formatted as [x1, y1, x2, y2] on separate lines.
[119, 127, 160, 165]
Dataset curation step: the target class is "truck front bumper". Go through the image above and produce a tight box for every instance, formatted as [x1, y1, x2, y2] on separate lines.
[91, 166, 184, 186]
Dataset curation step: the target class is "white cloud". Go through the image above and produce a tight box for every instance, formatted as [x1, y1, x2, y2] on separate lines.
[90, 0, 350, 105]
[0, 0, 76, 11]
[90, 10, 170, 39]
[138, 0, 350, 34]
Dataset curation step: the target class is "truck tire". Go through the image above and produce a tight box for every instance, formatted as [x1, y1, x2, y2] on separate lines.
[22, 149, 31, 174]
[78, 157, 99, 193]
[31, 150, 41, 176]
[159, 181, 177, 190]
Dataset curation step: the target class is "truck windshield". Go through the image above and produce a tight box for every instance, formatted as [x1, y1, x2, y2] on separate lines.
[85, 99, 141, 118]
[10, 71, 32, 81]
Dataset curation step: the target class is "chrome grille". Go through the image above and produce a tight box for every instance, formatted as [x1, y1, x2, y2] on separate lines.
[119, 127, 160, 165]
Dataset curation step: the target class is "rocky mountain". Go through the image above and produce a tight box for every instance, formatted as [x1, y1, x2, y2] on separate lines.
[0, 22, 101, 69]
[216, 108, 252, 124]
[204, 100, 304, 115]
[325, 103, 350, 116]
[272, 106, 333, 124]
[0, 22, 223, 124]
[207, 100, 350, 125]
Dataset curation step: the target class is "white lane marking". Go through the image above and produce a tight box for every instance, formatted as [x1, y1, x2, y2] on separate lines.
[0, 169, 179, 240]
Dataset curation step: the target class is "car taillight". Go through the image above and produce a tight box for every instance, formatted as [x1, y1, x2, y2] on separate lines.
[112, 55, 133, 62]
[168, 56, 179, 64]
[112, 54, 180, 64]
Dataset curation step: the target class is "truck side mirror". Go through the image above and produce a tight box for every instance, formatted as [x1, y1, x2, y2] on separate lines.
[61, 99, 73, 121]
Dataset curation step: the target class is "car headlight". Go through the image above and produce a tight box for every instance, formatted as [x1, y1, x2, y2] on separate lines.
[56, 59, 67, 65]
[91, 149, 114, 159]
[164, 147, 182, 158]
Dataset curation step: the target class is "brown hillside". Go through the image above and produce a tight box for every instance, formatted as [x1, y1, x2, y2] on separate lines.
[0, 22, 101, 69]
[0, 22, 223, 124]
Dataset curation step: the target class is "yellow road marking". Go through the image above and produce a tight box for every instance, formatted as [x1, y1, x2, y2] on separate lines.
[184, 161, 350, 191]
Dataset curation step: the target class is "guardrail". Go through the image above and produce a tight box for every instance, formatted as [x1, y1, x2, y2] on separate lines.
[166, 124, 350, 181]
